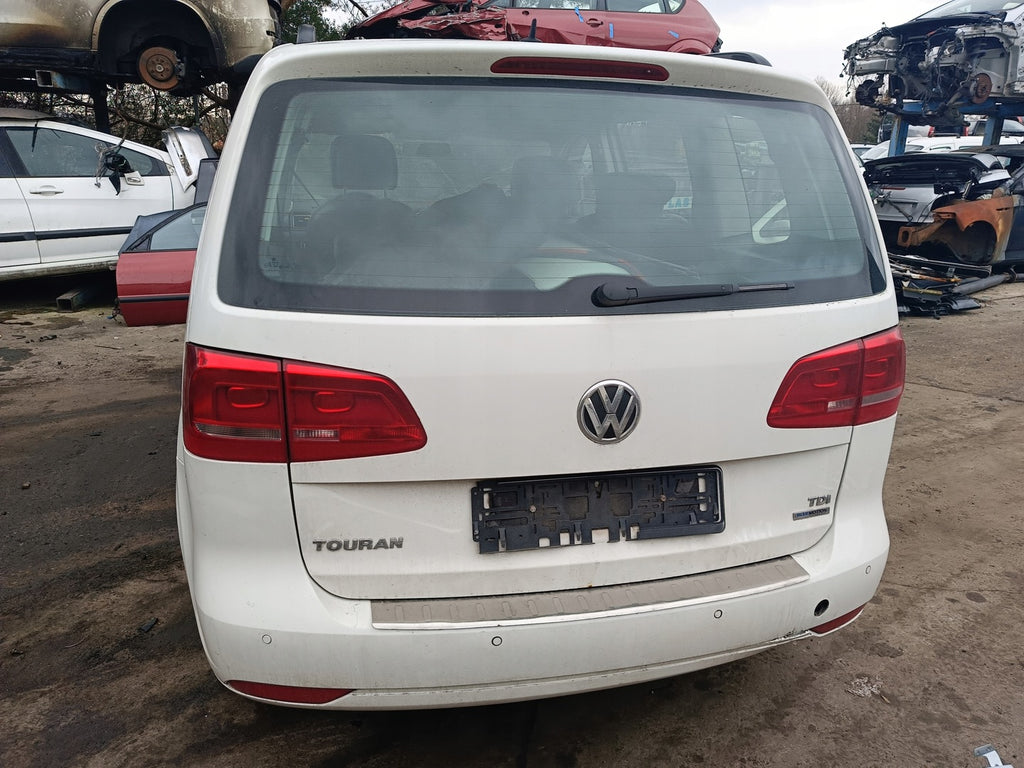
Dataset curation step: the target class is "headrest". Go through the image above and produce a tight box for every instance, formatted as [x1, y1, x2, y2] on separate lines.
[330, 134, 398, 190]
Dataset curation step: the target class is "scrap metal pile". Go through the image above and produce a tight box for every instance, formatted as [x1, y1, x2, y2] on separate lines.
[890, 253, 1018, 316]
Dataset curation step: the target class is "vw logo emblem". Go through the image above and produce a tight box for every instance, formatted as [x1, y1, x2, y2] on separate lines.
[578, 380, 641, 444]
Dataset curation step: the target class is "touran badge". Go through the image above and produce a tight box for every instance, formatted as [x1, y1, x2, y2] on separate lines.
[578, 380, 641, 444]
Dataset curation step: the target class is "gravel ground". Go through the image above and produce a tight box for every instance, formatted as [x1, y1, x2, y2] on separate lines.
[1, 274, 1022, 767]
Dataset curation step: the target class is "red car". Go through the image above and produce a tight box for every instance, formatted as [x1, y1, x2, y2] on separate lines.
[346, 0, 721, 55]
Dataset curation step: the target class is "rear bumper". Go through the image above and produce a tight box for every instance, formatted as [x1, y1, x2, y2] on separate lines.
[177, 420, 892, 709]
[196, 543, 885, 710]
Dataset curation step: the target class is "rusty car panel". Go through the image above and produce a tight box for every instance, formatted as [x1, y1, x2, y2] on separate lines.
[896, 193, 1019, 265]
[865, 148, 1024, 265]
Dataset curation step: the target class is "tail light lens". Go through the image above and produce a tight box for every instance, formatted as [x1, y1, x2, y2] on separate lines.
[284, 360, 427, 462]
[767, 327, 905, 429]
[183, 346, 286, 463]
[183, 345, 427, 463]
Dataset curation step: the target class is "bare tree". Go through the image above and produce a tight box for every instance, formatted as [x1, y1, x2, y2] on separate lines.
[815, 77, 879, 144]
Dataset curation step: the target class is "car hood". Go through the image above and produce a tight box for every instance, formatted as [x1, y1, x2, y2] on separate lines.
[863, 153, 1006, 186]
[348, 0, 458, 31]
[886, 12, 1009, 37]
[162, 126, 217, 190]
[846, 13, 1012, 57]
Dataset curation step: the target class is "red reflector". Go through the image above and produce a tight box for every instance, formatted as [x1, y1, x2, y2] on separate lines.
[284, 360, 427, 462]
[183, 345, 287, 463]
[228, 680, 352, 705]
[767, 327, 905, 429]
[491, 56, 669, 81]
[810, 605, 865, 635]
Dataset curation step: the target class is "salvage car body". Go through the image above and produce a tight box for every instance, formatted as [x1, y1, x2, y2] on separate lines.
[0, 0, 284, 94]
[863, 149, 1024, 264]
[115, 202, 205, 325]
[845, 1, 1024, 122]
[346, 0, 722, 54]
[115, 157, 215, 323]
[0, 110, 213, 280]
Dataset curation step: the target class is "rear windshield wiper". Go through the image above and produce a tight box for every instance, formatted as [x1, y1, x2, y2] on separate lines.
[592, 280, 795, 307]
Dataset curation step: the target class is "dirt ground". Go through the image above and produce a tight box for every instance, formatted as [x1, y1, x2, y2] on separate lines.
[1, 273, 1022, 768]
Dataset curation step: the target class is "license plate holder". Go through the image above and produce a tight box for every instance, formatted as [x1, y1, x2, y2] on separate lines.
[471, 467, 723, 554]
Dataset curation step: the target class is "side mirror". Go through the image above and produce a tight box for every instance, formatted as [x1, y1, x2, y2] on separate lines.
[101, 150, 142, 194]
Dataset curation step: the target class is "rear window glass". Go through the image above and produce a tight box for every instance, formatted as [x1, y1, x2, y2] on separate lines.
[219, 79, 884, 317]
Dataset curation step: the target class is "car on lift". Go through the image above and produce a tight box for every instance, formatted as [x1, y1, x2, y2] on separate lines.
[0, 0, 285, 95]
[845, 1, 1024, 123]
[0, 108, 214, 280]
[346, 0, 722, 55]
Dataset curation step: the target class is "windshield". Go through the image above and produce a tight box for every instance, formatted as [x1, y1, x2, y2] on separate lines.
[916, 1, 1024, 20]
[219, 78, 883, 317]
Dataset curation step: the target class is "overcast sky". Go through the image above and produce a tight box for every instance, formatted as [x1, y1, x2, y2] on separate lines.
[707, 0, 945, 84]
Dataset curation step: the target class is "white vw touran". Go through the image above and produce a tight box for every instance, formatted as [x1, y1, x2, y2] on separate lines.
[177, 38, 905, 709]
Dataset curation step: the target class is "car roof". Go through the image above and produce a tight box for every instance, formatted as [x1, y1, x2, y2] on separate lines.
[249, 40, 831, 110]
[951, 144, 1024, 157]
[0, 107, 59, 121]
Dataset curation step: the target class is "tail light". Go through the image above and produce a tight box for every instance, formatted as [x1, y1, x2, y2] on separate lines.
[183, 345, 427, 463]
[767, 327, 905, 429]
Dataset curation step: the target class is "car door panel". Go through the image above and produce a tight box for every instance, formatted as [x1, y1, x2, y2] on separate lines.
[0, 180, 40, 268]
[0, 144, 40, 268]
[21, 175, 174, 264]
[4, 126, 175, 265]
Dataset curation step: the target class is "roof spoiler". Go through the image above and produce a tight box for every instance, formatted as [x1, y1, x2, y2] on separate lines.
[706, 52, 772, 67]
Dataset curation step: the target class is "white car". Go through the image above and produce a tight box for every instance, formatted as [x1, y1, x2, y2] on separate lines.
[177, 38, 905, 709]
[859, 134, 1023, 160]
[0, 109, 213, 281]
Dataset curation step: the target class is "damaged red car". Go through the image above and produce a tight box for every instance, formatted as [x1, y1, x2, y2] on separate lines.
[346, 0, 722, 55]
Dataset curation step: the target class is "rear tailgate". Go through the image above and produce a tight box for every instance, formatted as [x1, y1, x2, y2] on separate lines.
[264, 303, 882, 600]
